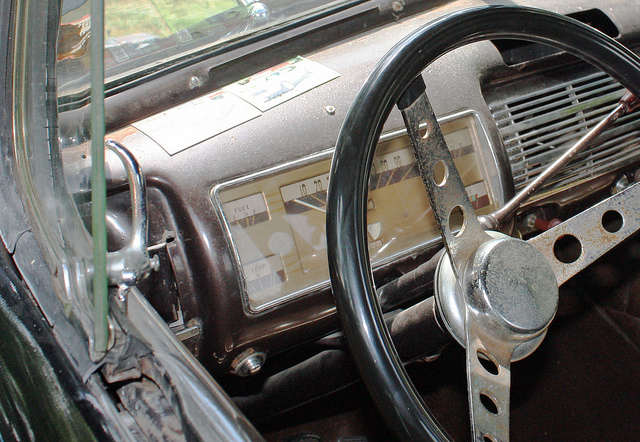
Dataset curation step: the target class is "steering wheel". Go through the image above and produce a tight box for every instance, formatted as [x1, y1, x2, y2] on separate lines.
[326, 5, 640, 441]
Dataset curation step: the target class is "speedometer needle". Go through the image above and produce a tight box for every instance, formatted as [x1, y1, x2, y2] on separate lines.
[293, 198, 326, 213]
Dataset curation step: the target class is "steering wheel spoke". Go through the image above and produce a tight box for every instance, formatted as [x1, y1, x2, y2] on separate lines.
[399, 76, 491, 278]
[529, 181, 640, 286]
[466, 323, 512, 442]
[401, 78, 521, 441]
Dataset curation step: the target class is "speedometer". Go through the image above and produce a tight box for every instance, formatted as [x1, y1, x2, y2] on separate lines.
[280, 173, 329, 275]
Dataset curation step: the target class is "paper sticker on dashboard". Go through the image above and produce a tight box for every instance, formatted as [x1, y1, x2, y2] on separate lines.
[132, 90, 262, 155]
[223, 56, 340, 111]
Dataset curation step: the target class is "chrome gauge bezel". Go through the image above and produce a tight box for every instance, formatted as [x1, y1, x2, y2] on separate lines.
[211, 109, 504, 313]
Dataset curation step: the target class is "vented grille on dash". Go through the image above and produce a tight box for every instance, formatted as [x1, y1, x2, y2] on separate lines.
[489, 71, 640, 194]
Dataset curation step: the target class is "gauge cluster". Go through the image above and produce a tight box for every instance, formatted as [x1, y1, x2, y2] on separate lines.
[212, 112, 499, 312]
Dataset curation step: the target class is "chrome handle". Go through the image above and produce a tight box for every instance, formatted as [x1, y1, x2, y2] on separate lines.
[105, 139, 158, 287]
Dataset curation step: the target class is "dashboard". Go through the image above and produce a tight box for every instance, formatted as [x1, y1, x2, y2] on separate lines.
[68, 0, 640, 375]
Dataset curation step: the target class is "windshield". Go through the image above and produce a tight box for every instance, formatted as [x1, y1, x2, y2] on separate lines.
[57, 0, 349, 99]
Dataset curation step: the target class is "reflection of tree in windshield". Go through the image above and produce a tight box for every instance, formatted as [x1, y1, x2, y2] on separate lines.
[149, 0, 238, 34]
[57, 0, 341, 96]
[106, 0, 237, 39]
[106, 0, 171, 38]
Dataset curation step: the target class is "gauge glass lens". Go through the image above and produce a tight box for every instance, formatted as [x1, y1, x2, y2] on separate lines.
[215, 114, 497, 311]
[280, 173, 330, 274]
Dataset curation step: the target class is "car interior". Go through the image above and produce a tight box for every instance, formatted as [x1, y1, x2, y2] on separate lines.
[5, 0, 640, 440]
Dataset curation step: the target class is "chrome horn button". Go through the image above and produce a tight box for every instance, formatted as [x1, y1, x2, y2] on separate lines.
[436, 231, 559, 361]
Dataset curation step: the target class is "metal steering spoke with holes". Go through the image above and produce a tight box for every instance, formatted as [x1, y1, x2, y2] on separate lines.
[400, 77, 514, 442]
[529, 181, 640, 286]
[399, 77, 491, 277]
[466, 325, 511, 442]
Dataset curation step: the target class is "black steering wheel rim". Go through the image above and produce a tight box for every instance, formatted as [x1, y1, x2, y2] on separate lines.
[326, 5, 640, 441]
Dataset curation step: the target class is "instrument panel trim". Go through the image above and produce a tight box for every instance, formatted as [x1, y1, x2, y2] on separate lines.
[211, 109, 502, 314]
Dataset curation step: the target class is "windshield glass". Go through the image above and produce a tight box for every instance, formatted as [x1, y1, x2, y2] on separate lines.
[57, 0, 348, 99]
